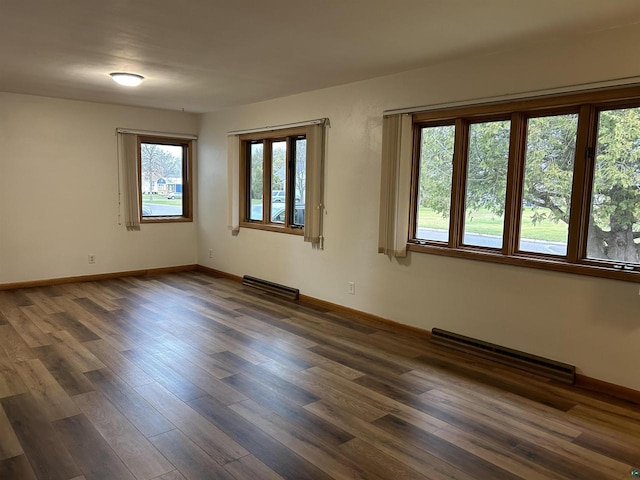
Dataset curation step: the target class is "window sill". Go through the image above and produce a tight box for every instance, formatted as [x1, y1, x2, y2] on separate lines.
[240, 222, 304, 236]
[407, 242, 640, 283]
[141, 216, 193, 224]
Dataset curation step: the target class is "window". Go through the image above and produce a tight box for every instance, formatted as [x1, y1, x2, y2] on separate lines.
[139, 136, 192, 222]
[406, 86, 640, 281]
[415, 124, 455, 243]
[240, 127, 306, 234]
[463, 119, 510, 249]
[519, 113, 578, 255]
[587, 107, 640, 265]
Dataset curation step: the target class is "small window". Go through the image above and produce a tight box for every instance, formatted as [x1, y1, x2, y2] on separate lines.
[240, 128, 306, 234]
[248, 142, 264, 221]
[463, 119, 511, 249]
[587, 107, 640, 266]
[415, 124, 455, 243]
[519, 113, 578, 256]
[139, 136, 192, 222]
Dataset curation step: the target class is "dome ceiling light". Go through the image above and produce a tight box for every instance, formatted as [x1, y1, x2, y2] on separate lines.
[110, 72, 145, 87]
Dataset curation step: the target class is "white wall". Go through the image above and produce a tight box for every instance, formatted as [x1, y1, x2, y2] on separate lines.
[0, 93, 198, 284]
[197, 23, 640, 390]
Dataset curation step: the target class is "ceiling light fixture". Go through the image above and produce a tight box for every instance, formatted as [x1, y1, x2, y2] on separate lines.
[110, 72, 144, 87]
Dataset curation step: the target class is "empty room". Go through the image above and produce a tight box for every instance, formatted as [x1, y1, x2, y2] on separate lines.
[1, 1, 640, 479]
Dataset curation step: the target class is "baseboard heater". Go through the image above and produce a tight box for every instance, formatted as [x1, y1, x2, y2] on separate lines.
[430, 328, 576, 384]
[241, 275, 299, 300]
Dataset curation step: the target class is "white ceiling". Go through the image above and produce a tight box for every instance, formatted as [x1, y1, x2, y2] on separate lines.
[2, 0, 640, 113]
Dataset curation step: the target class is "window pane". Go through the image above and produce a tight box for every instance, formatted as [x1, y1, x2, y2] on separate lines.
[519, 114, 578, 255]
[463, 120, 510, 248]
[248, 142, 263, 221]
[415, 125, 455, 242]
[293, 138, 306, 225]
[587, 107, 640, 265]
[140, 142, 184, 217]
[271, 140, 287, 222]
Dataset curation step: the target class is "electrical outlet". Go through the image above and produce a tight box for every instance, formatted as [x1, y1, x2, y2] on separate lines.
[88, 254, 96, 264]
[209, 249, 213, 259]
[348, 281, 355, 295]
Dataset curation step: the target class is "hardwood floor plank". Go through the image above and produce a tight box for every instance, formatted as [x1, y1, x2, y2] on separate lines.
[257, 361, 388, 422]
[122, 348, 208, 402]
[1, 393, 81, 480]
[135, 382, 249, 464]
[225, 366, 320, 407]
[48, 329, 105, 373]
[436, 425, 569, 480]
[573, 430, 640, 466]
[211, 312, 317, 350]
[0, 346, 27, 399]
[153, 470, 187, 480]
[3, 307, 51, 348]
[73, 390, 174, 479]
[20, 304, 61, 334]
[146, 347, 246, 405]
[423, 388, 583, 449]
[86, 368, 175, 437]
[34, 344, 95, 396]
[280, 343, 365, 380]
[163, 340, 235, 377]
[22, 289, 65, 315]
[223, 454, 285, 480]
[51, 296, 136, 351]
[0, 454, 38, 480]
[0, 404, 22, 461]
[337, 438, 431, 480]
[13, 358, 80, 421]
[221, 371, 353, 446]
[84, 339, 154, 388]
[309, 343, 412, 378]
[305, 400, 477, 480]
[306, 365, 447, 431]
[53, 413, 136, 480]
[570, 403, 640, 436]
[149, 429, 236, 480]
[187, 394, 334, 480]
[49, 312, 101, 343]
[0, 324, 37, 363]
[222, 329, 315, 371]
[230, 398, 386, 480]
[373, 414, 525, 480]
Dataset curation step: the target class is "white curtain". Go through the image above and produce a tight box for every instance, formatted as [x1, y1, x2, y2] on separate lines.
[304, 122, 327, 248]
[227, 135, 240, 234]
[378, 114, 413, 257]
[119, 133, 141, 231]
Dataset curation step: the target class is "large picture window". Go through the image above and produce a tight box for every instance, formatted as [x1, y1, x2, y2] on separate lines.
[404, 86, 640, 281]
[139, 136, 192, 223]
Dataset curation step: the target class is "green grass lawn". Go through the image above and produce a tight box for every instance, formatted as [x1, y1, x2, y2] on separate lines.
[418, 207, 568, 243]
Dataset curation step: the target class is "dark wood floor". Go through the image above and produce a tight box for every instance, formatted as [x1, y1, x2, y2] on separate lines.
[0, 271, 638, 480]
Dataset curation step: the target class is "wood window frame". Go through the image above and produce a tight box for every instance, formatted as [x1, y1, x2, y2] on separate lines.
[138, 136, 193, 224]
[408, 85, 640, 282]
[239, 127, 306, 235]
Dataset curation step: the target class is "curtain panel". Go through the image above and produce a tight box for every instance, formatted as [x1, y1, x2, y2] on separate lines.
[378, 114, 413, 257]
[227, 135, 240, 233]
[303, 122, 326, 248]
[118, 132, 141, 231]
